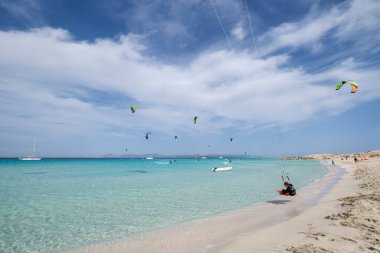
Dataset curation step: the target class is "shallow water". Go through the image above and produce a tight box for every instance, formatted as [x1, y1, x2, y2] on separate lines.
[0, 158, 327, 253]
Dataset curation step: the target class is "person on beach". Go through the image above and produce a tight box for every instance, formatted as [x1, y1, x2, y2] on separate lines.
[332, 160, 335, 166]
[281, 182, 297, 196]
[354, 157, 358, 163]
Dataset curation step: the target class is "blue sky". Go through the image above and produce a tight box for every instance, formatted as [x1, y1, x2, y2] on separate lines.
[0, 0, 379, 157]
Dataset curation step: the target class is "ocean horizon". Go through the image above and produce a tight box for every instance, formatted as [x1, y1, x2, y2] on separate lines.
[1, 155, 278, 159]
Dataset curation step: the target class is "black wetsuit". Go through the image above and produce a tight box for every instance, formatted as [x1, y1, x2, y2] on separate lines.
[281, 184, 296, 196]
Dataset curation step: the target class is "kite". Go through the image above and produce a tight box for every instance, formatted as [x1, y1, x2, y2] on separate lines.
[130, 105, 137, 113]
[145, 132, 151, 140]
[193, 116, 198, 124]
[336, 80, 358, 93]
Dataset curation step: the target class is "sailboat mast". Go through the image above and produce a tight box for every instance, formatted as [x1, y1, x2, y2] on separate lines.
[33, 139, 36, 157]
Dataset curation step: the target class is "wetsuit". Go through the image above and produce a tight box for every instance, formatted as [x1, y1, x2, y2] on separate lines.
[281, 184, 296, 196]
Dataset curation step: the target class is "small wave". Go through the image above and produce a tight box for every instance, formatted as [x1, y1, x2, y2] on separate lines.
[23, 172, 47, 175]
[154, 161, 171, 165]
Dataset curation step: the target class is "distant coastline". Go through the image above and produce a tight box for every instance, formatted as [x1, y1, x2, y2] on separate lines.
[284, 150, 380, 160]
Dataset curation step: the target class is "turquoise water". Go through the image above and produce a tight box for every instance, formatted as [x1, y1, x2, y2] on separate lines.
[0, 158, 327, 253]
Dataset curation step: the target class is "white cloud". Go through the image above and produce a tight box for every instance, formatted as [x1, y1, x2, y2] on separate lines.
[258, 0, 380, 56]
[100, 0, 244, 50]
[231, 21, 245, 41]
[1, 26, 379, 142]
[0, 0, 43, 24]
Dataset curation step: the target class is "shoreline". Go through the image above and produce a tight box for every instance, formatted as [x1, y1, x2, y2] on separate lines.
[64, 161, 340, 253]
[214, 157, 380, 253]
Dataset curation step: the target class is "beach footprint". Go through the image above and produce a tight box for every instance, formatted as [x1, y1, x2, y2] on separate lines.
[286, 244, 334, 253]
[298, 224, 329, 242]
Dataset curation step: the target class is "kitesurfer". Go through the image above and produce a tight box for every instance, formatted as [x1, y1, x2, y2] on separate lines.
[332, 160, 335, 166]
[281, 182, 297, 196]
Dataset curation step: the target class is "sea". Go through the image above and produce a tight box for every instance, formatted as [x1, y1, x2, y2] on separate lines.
[0, 158, 327, 253]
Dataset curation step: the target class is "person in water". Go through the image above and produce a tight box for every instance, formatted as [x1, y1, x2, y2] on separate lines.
[281, 182, 297, 196]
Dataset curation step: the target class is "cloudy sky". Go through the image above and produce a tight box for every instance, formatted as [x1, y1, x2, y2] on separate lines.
[0, 0, 379, 157]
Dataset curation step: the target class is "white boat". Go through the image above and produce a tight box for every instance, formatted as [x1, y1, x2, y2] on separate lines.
[223, 161, 231, 165]
[19, 139, 42, 161]
[219, 156, 224, 159]
[212, 166, 232, 172]
[145, 155, 154, 160]
[19, 157, 41, 161]
[201, 156, 207, 159]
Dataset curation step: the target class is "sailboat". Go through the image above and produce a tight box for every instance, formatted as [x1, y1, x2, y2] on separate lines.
[19, 139, 42, 161]
[145, 155, 154, 160]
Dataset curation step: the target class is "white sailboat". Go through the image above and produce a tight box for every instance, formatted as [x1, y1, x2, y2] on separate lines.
[145, 155, 154, 160]
[19, 139, 42, 161]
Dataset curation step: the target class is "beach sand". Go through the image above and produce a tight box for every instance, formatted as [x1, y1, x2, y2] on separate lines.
[64, 154, 379, 253]
[215, 157, 380, 253]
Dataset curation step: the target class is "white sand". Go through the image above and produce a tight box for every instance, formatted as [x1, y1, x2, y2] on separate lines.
[214, 158, 380, 253]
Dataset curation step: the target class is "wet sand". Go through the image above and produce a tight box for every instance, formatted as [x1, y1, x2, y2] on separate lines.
[64, 161, 343, 253]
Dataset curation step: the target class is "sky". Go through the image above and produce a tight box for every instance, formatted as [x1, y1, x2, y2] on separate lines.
[0, 0, 379, 157]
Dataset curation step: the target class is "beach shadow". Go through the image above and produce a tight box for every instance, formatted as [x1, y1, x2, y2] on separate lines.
[266, 200, 291, 205]
[129, 170, 148, 174]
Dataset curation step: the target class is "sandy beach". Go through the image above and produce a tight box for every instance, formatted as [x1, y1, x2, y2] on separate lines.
[215, 154, 380, 253]
[61, 152, 379, 253]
